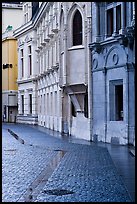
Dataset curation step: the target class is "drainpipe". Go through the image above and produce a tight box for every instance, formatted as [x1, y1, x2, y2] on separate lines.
[104, 66, 107, 143]
[88, 3, 92, 142]
[90, 50, 93, 142]
[86, 13, 92, 141]
[126, 62, 129, 145]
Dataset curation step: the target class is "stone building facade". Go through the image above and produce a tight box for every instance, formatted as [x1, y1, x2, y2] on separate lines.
[14, 2, 92, 140]
[14, 2, 135, 145]
[89, 2, 135, 145]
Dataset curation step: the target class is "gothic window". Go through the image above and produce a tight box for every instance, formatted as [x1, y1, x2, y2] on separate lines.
[73, 10, 82, 46]
[60, 10, 64, 52]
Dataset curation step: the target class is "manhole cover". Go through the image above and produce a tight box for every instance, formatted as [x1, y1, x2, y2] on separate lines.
[43, 189, 74, 196]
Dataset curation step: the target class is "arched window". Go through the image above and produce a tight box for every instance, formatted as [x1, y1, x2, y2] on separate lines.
[73, 10, 82, 46]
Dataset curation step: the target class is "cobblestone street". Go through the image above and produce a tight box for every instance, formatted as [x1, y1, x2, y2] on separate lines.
[2, 123, 134, 202]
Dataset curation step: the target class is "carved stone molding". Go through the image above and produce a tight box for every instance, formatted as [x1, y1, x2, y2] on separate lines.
[89, 42, 102, 54]
[93, 58, 98, 69]
[112, 53, 119, 65]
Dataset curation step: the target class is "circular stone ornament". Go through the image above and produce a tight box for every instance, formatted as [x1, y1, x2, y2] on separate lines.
[113, 53, 119, 65]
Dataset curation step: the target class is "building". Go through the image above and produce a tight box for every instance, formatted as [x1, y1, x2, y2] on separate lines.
[2, 2, 23, 123]
[2, 2, 23, 33]
[89, 2, 135, 145]
[13, 2, 135, 145]
[13, 2, 92, 140]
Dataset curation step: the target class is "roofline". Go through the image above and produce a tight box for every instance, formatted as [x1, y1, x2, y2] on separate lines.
[13, 2, 54, 38]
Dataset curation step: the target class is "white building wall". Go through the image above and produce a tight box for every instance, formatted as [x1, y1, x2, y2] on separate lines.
[2, 3, 23, 33]
[14, 2, 92, 140]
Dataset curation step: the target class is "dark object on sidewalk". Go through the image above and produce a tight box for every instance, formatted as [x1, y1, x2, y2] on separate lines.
[43, 189, 74, 196]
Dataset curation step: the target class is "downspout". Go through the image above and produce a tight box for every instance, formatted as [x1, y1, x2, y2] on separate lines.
[88, 3, 92, 142]
[90, 49, 93, 142]
[104, 67, 107, 143]
[126, 62, 129, 145]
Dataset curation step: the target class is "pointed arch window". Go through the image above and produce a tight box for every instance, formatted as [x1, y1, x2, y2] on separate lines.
[73, 10, 82, 46]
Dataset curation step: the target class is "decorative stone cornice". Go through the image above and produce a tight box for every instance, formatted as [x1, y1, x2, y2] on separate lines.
[41, 42, 46, 46]
[115, 34, 128, 47]
[89, 42, 102, 54]
[44, 38, 50, 43]
[52, 28, 59, 33]
[48, 33, 54, 38]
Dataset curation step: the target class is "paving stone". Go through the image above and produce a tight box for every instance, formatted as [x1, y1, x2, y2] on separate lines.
[2, 123, 133, 202]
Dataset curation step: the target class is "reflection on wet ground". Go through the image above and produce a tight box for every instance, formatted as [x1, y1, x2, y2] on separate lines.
[3, 123, 135, 202]
[18, 150, 67, 202]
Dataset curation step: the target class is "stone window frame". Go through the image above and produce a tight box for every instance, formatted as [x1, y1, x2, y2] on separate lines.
[68, 6, 84, 48]
[109, 79, 124, 121]
[72, 9, 83, 46]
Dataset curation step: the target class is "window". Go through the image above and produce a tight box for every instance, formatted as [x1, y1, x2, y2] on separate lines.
[32, 2, 39, 18]
[4, 105, 6, 119]
[84, 93, 88, 118]
[107, 8, 113, 36]
[40, 95, 42, 113]
[73, 10, 82, 46]
[116, 5, 121, 32]
[109, 80, 123, 121]
[28, 45, 32, 76]
[21, 49, 24, 77]
[71, 102, 76, 117]
[106, 3, 126, 37]
[115, 85, 123, 121]
[21, 95, 24, 114]
[29, 94, 32, 114]
[24, 3, 28, 23]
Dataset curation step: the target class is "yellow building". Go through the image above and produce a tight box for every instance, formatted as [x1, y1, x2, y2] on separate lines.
[2, 2, 23, 123]
[2, 31, 18, 122]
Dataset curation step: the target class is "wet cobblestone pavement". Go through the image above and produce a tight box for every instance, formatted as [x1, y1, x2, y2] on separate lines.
[2, 123, 134, 202]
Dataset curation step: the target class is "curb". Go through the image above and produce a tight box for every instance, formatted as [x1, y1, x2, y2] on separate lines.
[8, 129, 25, 144]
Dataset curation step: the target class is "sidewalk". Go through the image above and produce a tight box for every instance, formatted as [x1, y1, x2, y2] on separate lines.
[29, 124, 135, 202]
[2, 123, 135, 202]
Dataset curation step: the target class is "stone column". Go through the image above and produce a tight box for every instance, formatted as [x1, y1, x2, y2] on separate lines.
[96, 3, 100, 42]
[105, 6, 107, 38]
[121, 2, 126, 34]
[131, 2, 135, 26]
[113, 7, 117, 35]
